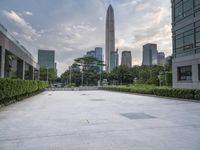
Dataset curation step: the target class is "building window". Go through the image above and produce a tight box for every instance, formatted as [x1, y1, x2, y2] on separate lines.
[195, 0, 200, 7]
[175, 24, 194, 57]
[178, 65, 192, 81]
[175, 0, 193, 23]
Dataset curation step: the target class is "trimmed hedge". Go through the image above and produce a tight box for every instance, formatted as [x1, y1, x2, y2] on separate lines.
[0, 78, 48, 105]
[194, 90, 200, 100]
[99, 85, 200, 100]
[99, 85, 155, 95]
[153, 87, 195, 100]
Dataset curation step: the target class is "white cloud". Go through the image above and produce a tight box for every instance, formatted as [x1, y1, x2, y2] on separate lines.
[2, 10, 39, 41]
[114, 0, 172, 65]
[0, 0, 172, 76]
[23, 11, 33, 16]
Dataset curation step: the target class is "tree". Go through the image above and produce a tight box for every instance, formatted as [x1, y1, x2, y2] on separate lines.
[40, 67, 57, 82]
[109, 65, 134, 85]
[74, 56, 105, 86]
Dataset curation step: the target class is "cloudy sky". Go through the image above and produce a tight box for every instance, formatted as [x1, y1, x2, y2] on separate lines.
[0, 0, 172, 76]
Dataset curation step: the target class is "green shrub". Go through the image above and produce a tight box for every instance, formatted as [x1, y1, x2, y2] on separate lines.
[99, 84, 155, 95]
[194, 90, 200, 100]
[154, 87, 194, 99]
[129, 84, 155, 94]
[0, 78, 48, 105]
[100, 84, 200, 100]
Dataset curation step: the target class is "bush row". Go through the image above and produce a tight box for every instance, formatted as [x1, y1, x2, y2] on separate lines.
[99, 84, 155, 95]
[99, 85, 200, 100]
[0, 78, 48, 105]
[154, 87, 200, 100]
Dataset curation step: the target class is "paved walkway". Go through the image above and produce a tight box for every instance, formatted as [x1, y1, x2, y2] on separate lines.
[0, 91, 200, 150]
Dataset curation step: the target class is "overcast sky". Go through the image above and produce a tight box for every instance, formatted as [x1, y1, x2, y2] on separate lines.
[0, 0, 172, 76]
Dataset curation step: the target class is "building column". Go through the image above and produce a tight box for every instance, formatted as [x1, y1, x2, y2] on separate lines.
[38, 69, 40, 80]
[29, 66, 34, 80]
[192, 64, 199, 89]
[17, 59, 25, 80]
[34, 69, 39, 80]
[172, 62, 177, 88]
[0, 47, 5, 78]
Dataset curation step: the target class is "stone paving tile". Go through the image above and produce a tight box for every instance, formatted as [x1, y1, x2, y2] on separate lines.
[0, 91, 200, 150]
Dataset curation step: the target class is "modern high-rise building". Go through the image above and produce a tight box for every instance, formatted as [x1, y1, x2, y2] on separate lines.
[142, 43, 158, 66]
[121, 51, 132, 68]
[157, 52, 165, 66]
[110, 49, 119, 70]
[95, 47, 103, 71]
[38, 50, 55, 69]
[85, 48, 104, 72]
[106, 5, 116, 72]
[172, 0, 200, 89]
[95, 47, 103, 62]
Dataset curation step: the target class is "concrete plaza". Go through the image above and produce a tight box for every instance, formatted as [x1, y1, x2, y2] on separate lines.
[0, 91, 200, 150]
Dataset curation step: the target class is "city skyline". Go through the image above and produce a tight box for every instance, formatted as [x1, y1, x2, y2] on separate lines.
[0, 0, 172, 76]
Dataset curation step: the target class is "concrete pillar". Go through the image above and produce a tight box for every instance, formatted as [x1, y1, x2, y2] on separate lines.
[17, 59, 25, 80]
[172, 62, 177, 88]
[34, 69, 39, 80]
[0, 47, 5, 78]
[192, 63, 199, 89]
[29, 66, 34, 80]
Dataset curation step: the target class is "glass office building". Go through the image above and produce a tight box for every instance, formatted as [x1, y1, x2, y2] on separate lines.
[38, 50, 55, 69]
[95, 47, 103, 72]
[142, 44, 158, 66]
[172, 0, 200, 88]
[110, 49, 119, 71]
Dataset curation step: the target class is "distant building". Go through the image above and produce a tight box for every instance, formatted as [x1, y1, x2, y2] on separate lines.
[86, 50, 95, 57]
[142, 43, 158, 66]
[95, 47, 103, 62]
[171, 0, 200, 89]
[95, 47, 103, 72]
[38, 50, 56, 70]
[110, 49, 119, 71]
[121, 51, 132, 67]
[106, 5, 115, 72]
[157, 52, 165, 66]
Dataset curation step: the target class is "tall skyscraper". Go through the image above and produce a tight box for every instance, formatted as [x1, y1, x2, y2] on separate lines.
[142, 43, 158, 66]
[171, 0, 200, 89]
[38, 50, 55, 69]
[106, 5, 116, 72]
[157, 52, 165, 66]
[121, 51, 132, 68]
